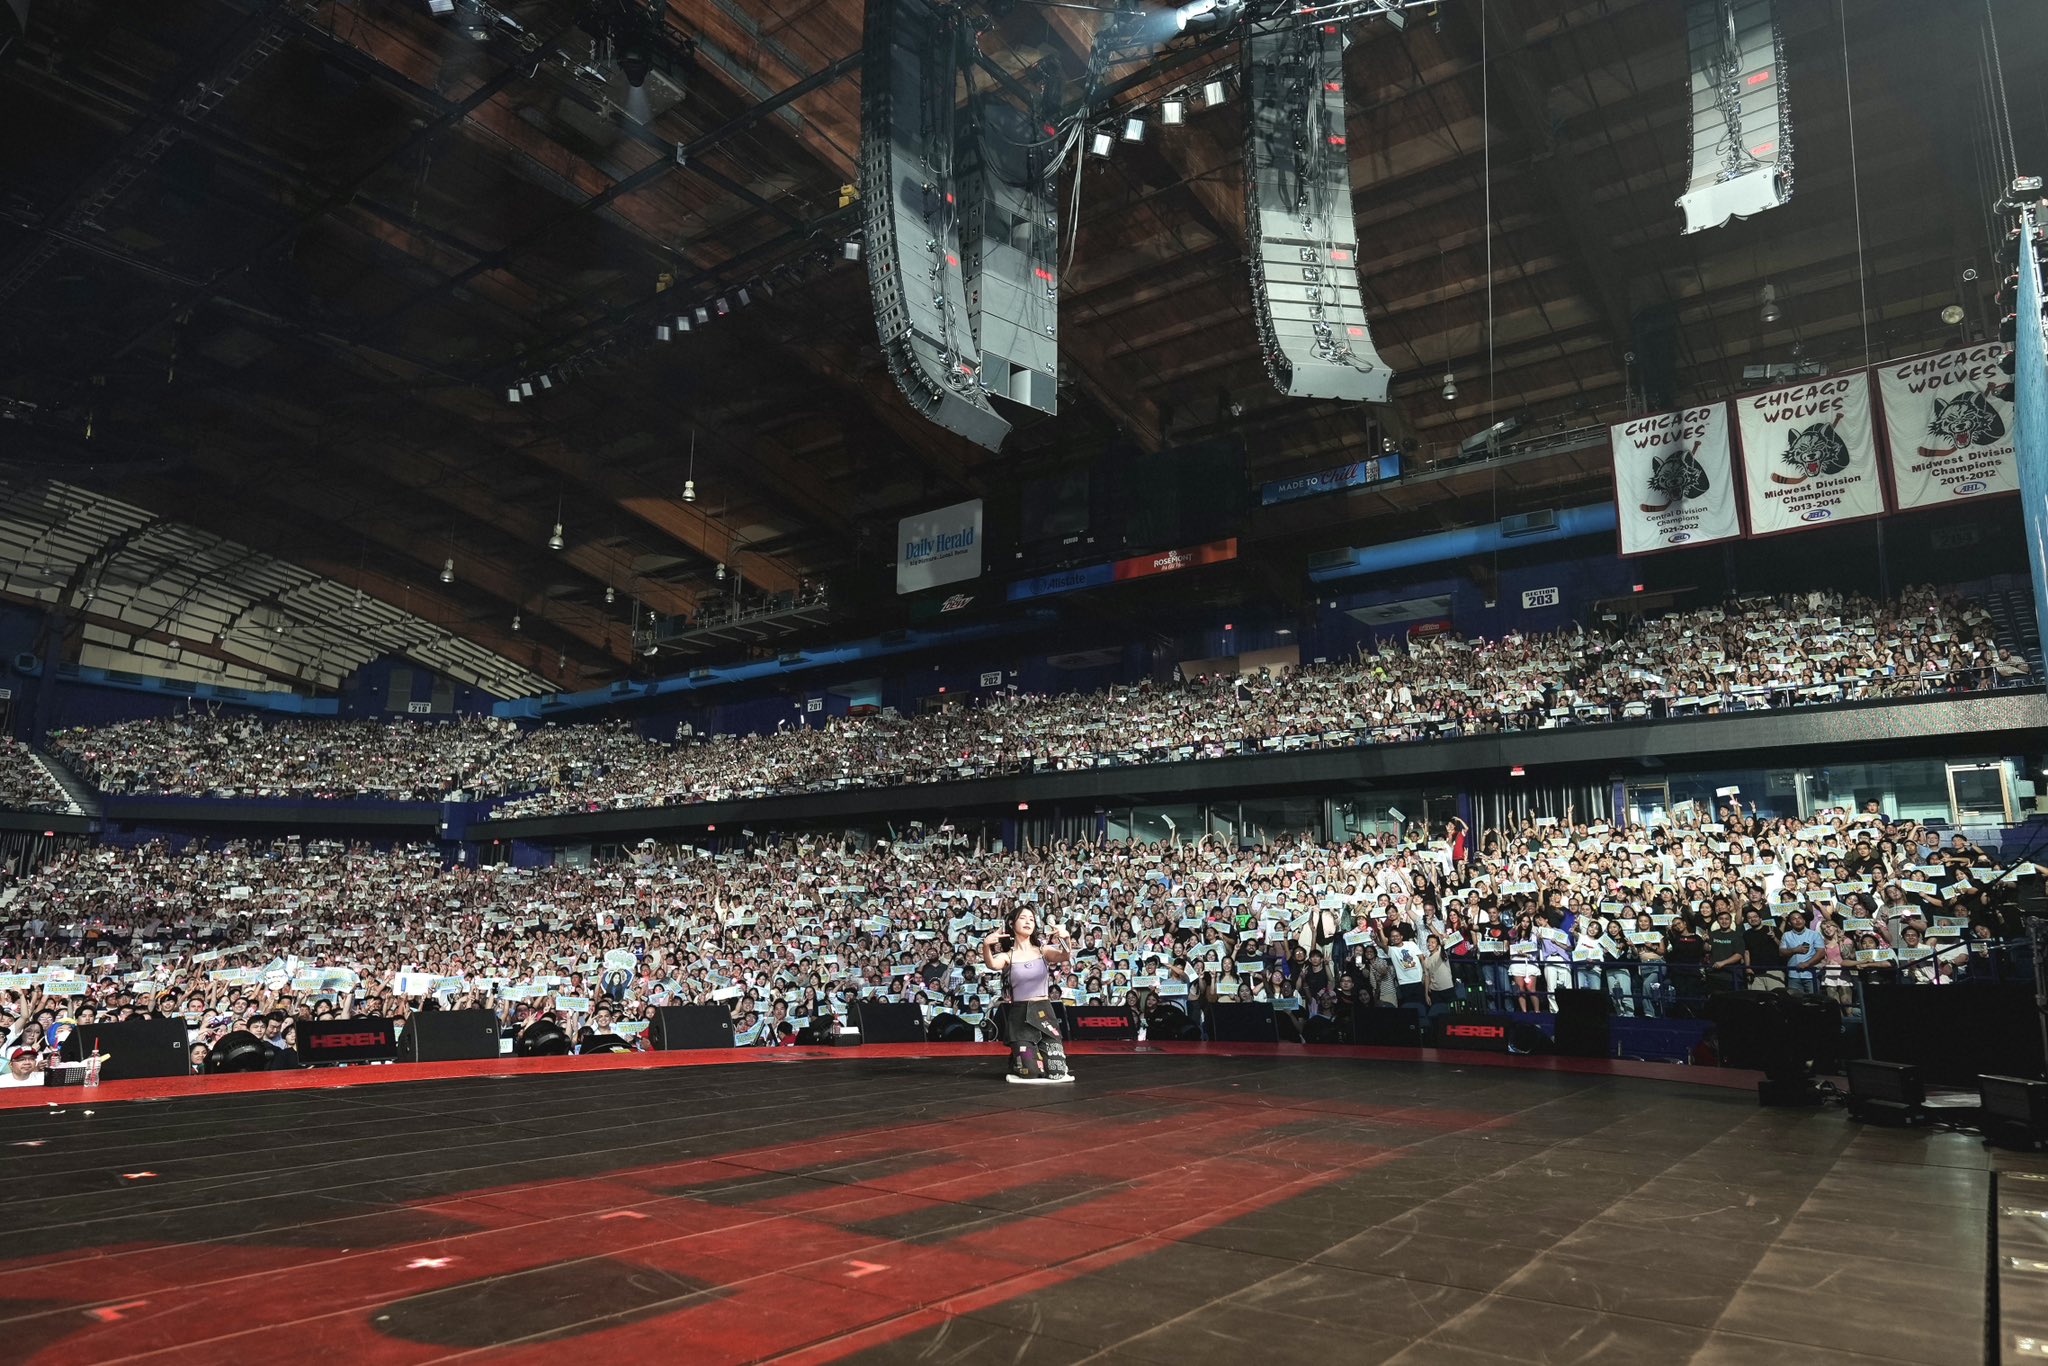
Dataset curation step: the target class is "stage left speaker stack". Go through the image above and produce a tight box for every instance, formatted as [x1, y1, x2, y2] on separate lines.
[860, 0, 1011, 450]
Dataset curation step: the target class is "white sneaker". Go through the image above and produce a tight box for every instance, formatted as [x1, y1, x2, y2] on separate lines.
[1007, 1074, 1055, 1084]
[1048, 1073, 1075, 1083]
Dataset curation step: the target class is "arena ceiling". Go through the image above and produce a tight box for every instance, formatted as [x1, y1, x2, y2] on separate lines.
[0, 0, 2040, 695]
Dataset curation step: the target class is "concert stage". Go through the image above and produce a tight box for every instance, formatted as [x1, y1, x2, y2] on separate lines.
[0, 1046, 2015, 1364]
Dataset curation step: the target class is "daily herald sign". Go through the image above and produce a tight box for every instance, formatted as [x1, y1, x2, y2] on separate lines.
[896, 499, 984, 595]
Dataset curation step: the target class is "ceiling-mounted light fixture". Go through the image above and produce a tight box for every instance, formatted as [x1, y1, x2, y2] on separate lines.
[1162, 96, 1185, 125]
[604, 585, 616, 604]
[440, 557, 455, 584]
[683, 428, 697, 503]
[677, 314, 691, 333]
[695, 306, 710, 324]
[716, 562, 727, 581]
[1121, 115, 1145, 143]
[715, 297, 730, 316]
[426, 0, 454, 13]
[656, 323, 672, 342]
[842, 240, 862, 261]
[736, 287, 751, 307]
[1441, 371, 1458, 403]
[1759, 282, 1782, 324]
[1940, 303, 1967, 326]
[537, 372, 553, 391]
[511, 613, 522, 632]
[549, 490, 565, 551]
[520, 379, 534, 398]
[506, 386, 521, 404]
[1090, 129, 1113, 157]
[1204, 77, 1227, 105]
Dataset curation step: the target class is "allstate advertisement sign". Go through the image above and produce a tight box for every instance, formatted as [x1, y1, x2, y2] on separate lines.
[896, 499, 984, 595]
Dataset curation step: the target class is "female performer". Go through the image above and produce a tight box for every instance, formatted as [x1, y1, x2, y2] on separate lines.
[983, 906, 1074, 1084]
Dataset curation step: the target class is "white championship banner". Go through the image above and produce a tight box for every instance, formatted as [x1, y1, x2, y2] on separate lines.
[1877, 343, 2017, 510]
[1735, 372, 1886, 535]
[1609, 403, 1742, 554]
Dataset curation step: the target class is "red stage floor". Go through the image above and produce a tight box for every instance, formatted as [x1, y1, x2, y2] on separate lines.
[4, 1049, 1975, 1366]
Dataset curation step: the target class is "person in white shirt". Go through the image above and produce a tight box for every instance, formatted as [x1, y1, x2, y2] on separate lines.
[1386, 927, 1425, 1014]
[0, 1046, 42, 1087]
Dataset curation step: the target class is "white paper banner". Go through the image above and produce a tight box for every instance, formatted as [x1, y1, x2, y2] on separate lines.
[1609, 403, 1743, 554]
[1736, 373, 1886, 534]
[1878, 344, 2017, 509]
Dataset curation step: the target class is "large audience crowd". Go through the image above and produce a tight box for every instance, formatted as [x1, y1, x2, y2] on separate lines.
[0, 738, 80, 815]
[23, 587, 2030, 817]
[0, 796, 2028, 1078]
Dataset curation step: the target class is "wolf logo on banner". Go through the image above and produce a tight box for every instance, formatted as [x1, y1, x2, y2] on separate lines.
[1736, 373, 1886, 534]
[1608, 403, 1741, 554]
[1878, 344, 2017, 509]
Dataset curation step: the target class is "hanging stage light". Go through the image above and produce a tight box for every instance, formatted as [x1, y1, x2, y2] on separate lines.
[677, 314, 691, 332]
[695, 306, 710, 324]
[506, 386, 521, 403]
[682, 478, 696, 503]
[716, 562, 727, 581]
[1162, 96, 1185, 125]
[440, 558, 455, 584]
[511, 613, 522, 632]
[604, 585, 616, 604]
[1121, 115, 1145, 143]
[1173, 0, 1242, 32]
[548, 522, 565, 551]
[1090, 129, 1114, 157]
[843, 239, 862, 261]
[426, 0, 454, 13]
[715, 297, 730, 316]
[537, 372, 553, 390]
[656, 323, 672, 341]
[1204, 77, 1227, 106]
[1441, 371, 1458, 402]
[520, 379, 534, 398]
[1758, 283, 1782, 324]
[737, 287, 751, 306]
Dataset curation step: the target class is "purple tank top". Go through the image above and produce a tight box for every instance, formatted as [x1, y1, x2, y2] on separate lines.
[1008, 951, 1051, 1000]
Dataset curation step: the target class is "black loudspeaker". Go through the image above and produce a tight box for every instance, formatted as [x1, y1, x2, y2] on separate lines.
[853, 1000, 925, 1044]
[1845, 1059, 1926, 1125]
[1353, 1006, 1424, 1048]
[1553, 988, 1614, 1059]
[1147, 1001, 1200, 1042]
[859, 0, 1010, 449]
[927, 1012, 975, 1043]
[1208, 1001, 1279, 1043]
[1059, 1004, 1138, 1041]
[207, 1030, 271, 1074]
[397, 1007, 501, 1063]
[71, 1017, 189, 1080]
[649, 1005, 736, 1051]
[1982, 1074, 2048, 1150]
[1242, 22, 1391, 403]
[516, 1019, 573, 1057]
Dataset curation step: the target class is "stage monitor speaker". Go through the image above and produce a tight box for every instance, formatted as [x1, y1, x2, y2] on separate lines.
[1553, 988, 1614, 1059]
[70, 1017, 189, 1080]
[397, 1007, 501, 1063]
[927, 1012, 976, 1043]
[1982, 1074, 2048, 1149]
[854, 1000, 926, 1044]
[208, 1030, 271, 1074]
[650, 1005, 736, 1051]
[859, 0, 1011, 450]
[1353, 1006, 1424, 1048]
[1241, 22, 1391, 403]
[1845, 1058, 1926, 1125]
[1676, 0, 1792, 234]
[1060, 1004, 1137, 1041]
[295, 1017, 399, 1066]
[1209, 1000, 1279, 1043]
[1146, 1000, 1200, 1042]
[516, 1019, 573, 1056]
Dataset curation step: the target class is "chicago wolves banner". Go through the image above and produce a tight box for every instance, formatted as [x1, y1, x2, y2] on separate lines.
[1608, 403, 1742, 555]
[1877, 344, 2017, 510]
[1735, 373, 1886, 535]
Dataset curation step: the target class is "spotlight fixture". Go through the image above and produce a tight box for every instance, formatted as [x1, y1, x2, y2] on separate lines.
[737, 287, 751, 307]
[1203, 77, 1227, 105]
[1089, 129, 1113, 157]
[506, 386, 521, 403]
[426, 0, 454, 12]
[716, 562, 727, 581]
[677, 314, 691, 333]
[604, 585, 616, 604]
[1121, 115, 1145, 143]
[619, 44, 651, 89]
[440, 558, 455, 585]
[695, 306, 710, 324]
[537, 372, 553, 390]
[715, 297, 730, 316]
[520, 379, 534, 398]
[548, 522, 564, 551]
[1759, 283, 1782, 324]
[512, 613, 522, 632]
[1441, 371, 1458, 402]
[656, 323, 672, 341]
[1173, 0, 1242, 32]
[842, 240, 862, 261]
[1940, 304, 1966, 325]
[682, 478, 696, 502]
[1162, 96, 1185, 125]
